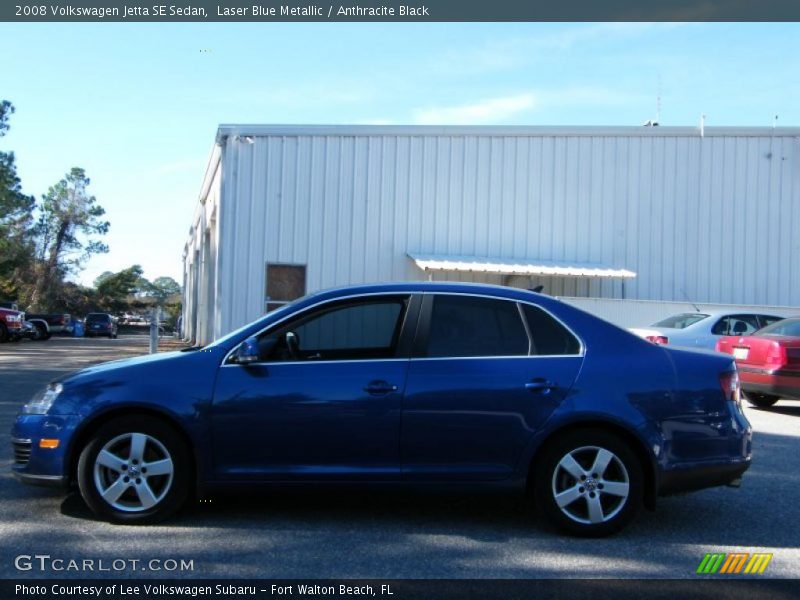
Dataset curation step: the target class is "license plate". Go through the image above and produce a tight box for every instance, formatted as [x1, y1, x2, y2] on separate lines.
[732, 347, 749, 360]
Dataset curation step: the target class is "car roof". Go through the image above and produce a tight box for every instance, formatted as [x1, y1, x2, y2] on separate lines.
[667, 309, 781, 318]
[311, 281, 548, 302]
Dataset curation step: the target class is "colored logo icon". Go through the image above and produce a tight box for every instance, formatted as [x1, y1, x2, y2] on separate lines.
[697, 553, 772, 574]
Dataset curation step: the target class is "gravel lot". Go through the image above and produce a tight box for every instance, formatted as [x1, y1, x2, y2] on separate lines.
[1, 336, 799, 579]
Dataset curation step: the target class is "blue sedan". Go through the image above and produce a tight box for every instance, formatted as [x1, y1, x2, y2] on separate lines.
[11, 282, 752, 536]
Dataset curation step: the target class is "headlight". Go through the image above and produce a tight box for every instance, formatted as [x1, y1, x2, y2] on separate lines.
[22, 383, 63, 415]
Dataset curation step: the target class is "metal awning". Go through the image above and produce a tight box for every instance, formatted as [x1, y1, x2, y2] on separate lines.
[407, 253, 636, 279]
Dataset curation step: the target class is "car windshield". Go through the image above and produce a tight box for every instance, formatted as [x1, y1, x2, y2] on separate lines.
[86, 314, 109, 323]
[756, 318, 800, 337]
[651, 313, 710, 329]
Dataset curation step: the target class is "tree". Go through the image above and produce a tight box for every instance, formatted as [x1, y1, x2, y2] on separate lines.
[148, 276, 181, 304]
[30, 168, 109, 310]
[93, 271, 114, 288]
[0, 100, 35, 298]
[95, 265, 144, 312]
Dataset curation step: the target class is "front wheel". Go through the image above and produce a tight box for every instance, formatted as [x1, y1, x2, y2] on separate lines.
[535, 429, 643, 537]
[33, 323, 51, 341]
[744, 392, 779, 408]
[77, 416, 191, 524]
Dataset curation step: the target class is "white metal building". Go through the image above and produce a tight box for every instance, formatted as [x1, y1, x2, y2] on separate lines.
[183, 125, 800, 345]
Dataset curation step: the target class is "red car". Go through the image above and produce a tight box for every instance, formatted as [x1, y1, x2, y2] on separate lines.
[716, 317, 800, 407]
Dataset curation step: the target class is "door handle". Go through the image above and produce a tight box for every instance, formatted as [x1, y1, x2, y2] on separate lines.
[525, 378, 555, 395]
[364, 380, 399, 395]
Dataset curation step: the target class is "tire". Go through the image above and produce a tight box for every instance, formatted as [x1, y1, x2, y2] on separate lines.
[77, 416, 191, 524]
[744, 392, 779, 408]
[33, 323, 51, 341]
[534, 429, 643, 537]
[0, 323, 6, 343]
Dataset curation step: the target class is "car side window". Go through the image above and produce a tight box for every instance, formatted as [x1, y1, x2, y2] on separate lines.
[712, 315, 759, 336]
[259, 297, 407, 362]
[425, 295, 529, 358]
[521, 305, 581, 355]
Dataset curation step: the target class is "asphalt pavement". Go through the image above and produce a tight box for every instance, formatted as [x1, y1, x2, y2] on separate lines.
[1, 336, 799, 579]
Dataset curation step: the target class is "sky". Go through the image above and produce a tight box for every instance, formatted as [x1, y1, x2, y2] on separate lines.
[1, 22, 798, 286]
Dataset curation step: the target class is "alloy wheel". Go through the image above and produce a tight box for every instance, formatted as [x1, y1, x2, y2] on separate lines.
[551, 445, 630, 525]
[93, 432, 174, 512]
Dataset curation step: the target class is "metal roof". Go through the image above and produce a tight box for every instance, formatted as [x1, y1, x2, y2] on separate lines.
[408, 254, 637, 279]
[215, 124, 800, 143]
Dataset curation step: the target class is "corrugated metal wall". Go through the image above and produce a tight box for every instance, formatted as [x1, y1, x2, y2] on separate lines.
[187, 127, 800, 343]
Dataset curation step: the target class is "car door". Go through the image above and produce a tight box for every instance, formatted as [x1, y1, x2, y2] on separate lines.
[211, 294, 419, 481]
[401, 293, 583, 482]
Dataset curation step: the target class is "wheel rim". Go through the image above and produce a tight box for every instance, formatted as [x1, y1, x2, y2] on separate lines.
[93, 432, 174, 513]
[551, 445, 630, 525]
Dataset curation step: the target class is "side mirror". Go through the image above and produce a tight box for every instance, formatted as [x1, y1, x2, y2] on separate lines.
[234, 336, 260, 364]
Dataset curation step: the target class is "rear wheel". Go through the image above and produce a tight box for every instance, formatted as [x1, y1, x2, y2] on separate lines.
[77, 416, 191, 524]
[0, 323, 7, 343]
[744, 392, 779, 408]
[535, 429, 643, 537]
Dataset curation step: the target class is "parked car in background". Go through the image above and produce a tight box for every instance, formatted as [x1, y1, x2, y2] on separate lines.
[25, 313, 73, 335]
[12, 282, 751, 536]
[630, 311, 784, 350]
[716, 317, 800, 407]
[0, 306, 25, 342]
[22, 319, 51, 341]
[84, 313, 118, 338]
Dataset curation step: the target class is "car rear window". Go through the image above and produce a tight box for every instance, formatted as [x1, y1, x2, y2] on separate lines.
[425, 295, 529, 358]
[86, 314, 110, 323]
[652, 313, 709, 329]
[756, 318, 800, 337]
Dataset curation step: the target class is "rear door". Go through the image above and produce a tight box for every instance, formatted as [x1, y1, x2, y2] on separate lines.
[401, 293, 583, 481]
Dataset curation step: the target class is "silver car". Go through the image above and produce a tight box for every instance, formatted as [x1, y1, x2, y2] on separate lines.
[630, 310, 784, 350]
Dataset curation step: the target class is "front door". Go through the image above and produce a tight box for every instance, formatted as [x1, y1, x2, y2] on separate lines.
[212, 294, 417, 481]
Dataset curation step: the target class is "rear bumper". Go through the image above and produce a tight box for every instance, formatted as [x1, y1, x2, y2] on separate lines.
[739, 367, 800, 400]
[658, 460, 750, 495]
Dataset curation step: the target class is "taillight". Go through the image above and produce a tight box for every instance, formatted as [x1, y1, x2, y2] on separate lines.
[646, 335, 669, 345]
[764, 341, 786, 369]
[719, 369, 741, 407]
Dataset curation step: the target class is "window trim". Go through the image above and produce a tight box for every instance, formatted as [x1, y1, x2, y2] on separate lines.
[221, 290, 584, 367]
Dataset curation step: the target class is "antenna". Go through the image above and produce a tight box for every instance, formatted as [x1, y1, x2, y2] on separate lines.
[680, 289, 701, 312]
[700, 114, 706, 138]
[773, 114, 779, 129]
[656, 75, 662, 124]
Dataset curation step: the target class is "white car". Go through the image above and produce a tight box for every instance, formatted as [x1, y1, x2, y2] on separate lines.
[630, 310, 784, 350]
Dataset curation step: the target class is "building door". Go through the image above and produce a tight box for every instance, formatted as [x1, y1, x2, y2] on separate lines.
[265, 263, 306, 313]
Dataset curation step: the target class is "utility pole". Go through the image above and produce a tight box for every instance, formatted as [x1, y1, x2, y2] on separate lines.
[149, 306, 159, 354]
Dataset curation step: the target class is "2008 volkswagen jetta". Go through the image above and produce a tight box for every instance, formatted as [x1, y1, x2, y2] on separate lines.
[12, 282, 752, 536]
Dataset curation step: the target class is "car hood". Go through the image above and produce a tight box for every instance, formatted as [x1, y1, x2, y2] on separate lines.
[61, 347, 224, 384]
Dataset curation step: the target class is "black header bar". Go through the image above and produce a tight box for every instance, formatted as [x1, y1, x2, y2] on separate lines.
[3, 0, 800, 22]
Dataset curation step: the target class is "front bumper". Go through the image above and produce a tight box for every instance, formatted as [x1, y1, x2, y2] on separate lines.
[11, 414, 81, 487]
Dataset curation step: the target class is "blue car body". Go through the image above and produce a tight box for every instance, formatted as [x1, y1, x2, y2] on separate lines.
[12, 282, 752, 523]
